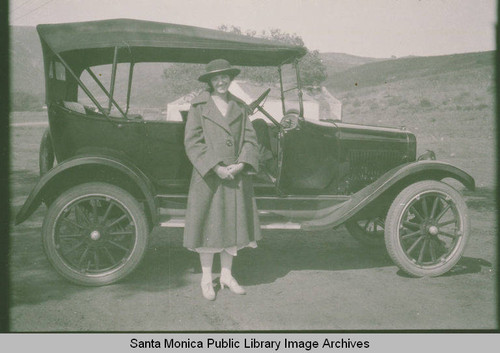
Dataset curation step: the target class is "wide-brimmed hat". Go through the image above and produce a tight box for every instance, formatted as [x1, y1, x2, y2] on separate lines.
[198, 59, 240, 83]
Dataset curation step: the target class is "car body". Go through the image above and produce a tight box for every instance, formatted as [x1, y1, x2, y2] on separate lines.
[15, 19, 475, 285]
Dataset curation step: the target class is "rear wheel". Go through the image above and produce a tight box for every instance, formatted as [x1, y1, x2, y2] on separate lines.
[384, 180, 469, 277]
[345, 217, 385, 247]
[42, 182, 148, 286]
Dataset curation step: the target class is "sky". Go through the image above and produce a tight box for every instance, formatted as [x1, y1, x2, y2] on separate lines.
[8, 0, 497, 58]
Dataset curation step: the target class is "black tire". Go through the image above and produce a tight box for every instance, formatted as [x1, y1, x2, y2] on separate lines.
[384, 180, 469, 277]
[345, 217, 385, 247]
[39, 128, 55, 176]
[42, 182, 149, 286]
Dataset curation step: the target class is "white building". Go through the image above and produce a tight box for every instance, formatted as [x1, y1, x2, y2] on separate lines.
[166, 80, 341, 122]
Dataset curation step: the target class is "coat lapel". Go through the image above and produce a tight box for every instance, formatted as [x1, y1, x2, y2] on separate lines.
[227, 94, 247, 154]
[194, 91, 245, 136]
[237, 110, 246, 155]
[226, 100, 243, 126]
[201, 97, 231, 134]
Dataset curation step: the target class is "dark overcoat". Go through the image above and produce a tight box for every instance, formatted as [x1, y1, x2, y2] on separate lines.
[183, 91, 261, 250]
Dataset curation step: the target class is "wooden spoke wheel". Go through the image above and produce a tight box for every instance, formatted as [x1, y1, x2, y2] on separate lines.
[384, 180, 469, 277]
[42, 182, 148, 286]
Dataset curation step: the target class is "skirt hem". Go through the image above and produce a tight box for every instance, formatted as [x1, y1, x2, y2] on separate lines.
[187, 241, 258, 256]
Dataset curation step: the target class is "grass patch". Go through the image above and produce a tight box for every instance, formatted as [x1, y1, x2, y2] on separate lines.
[419, 99, 432, 108]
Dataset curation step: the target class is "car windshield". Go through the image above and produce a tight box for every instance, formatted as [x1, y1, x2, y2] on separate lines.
[77, 61, 312, 123]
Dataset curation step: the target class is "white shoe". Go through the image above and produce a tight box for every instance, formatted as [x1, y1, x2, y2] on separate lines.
[201, 280, 216, 300]
[220, 276, 246, 295]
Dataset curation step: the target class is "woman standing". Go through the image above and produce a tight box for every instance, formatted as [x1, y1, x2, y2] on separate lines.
[183, 59, 261, 300]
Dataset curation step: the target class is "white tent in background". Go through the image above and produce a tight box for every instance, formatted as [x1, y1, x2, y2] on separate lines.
[321, 87, 342, 120]
[229, 80, 320, 122]
[165, 80, 339, 122]
[165, 91, 198, 122]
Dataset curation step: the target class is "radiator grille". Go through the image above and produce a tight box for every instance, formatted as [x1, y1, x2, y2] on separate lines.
[347, 149, 405, 191]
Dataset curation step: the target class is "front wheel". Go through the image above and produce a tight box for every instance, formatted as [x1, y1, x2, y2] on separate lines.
[42, 182, 149, 286]
[384, 180, 469, 277]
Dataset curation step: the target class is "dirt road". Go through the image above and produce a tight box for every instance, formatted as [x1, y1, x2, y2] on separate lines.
[9, 187, 497, 331]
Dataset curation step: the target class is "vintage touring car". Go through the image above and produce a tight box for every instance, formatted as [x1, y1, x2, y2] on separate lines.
[15, 19, 475, 286]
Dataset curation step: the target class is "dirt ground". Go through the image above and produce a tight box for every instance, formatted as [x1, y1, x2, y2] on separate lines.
[9, 174, 498, 331]
[8, 115, 498, 331]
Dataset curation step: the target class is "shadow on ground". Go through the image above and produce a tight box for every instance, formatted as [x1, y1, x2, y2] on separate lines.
[464, 187, 496, 211]
[10, 226, 395, 306]
[11, 215, 493, 307]
[396, 257, 492, 278]
[10, 177, 495, 307]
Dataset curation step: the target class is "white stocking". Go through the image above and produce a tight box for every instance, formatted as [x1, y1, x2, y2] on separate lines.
[199, 253, 214, 283]
[220, 250, 233, 280]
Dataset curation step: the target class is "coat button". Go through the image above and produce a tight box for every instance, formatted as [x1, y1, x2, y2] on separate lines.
[226, 140, 233, 147]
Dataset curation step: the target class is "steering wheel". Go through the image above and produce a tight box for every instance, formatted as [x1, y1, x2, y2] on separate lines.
[247, 88, 281, 127]
[248, 88, 271, 114]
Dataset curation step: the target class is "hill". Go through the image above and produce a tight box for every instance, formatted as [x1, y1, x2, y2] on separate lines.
[323, 50, 495, 123]
[319, 52, 385, 76]
[324, 51, 494, 92]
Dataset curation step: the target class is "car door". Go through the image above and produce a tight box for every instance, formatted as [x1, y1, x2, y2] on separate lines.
[141, 120, 192, 192]
[49, 104, 147, 168]
[276, 119, 341, 195]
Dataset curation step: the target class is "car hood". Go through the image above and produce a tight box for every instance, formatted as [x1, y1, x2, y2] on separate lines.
[304, 120, 411, 140]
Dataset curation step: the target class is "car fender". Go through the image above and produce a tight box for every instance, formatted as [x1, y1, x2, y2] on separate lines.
[39, 127, 55, 176]
[301, 160, 475, 231]
[15, 155, 157, 226]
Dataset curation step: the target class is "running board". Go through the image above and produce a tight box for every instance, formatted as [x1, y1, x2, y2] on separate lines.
[159, 213, 301, 230]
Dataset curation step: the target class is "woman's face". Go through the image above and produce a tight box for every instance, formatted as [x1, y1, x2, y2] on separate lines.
[210, 74, 231, 95]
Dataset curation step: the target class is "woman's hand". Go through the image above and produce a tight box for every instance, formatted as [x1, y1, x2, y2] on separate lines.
[227, 163, 245, 177]
[213, 165, 234, 180]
